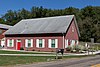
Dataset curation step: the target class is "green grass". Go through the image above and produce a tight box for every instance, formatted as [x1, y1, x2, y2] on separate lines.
[0, 50, 54, 54]
[0, 56, 54, 66]
[0, 55, 95, 66]
[93, 45, 100, 50]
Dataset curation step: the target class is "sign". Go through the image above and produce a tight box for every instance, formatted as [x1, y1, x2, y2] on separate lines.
[91, 38, 94, 43]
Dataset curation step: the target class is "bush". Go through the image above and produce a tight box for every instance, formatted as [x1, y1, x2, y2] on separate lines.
[66, 45, 87, 53]
[66, 46, 72, 51]
[20, 47, 24, 50]
[75, 45, 81, 52]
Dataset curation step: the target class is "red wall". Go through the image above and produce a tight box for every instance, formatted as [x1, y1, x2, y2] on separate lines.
[65, 19, 79, 40]
[5, 18, 79, 51]
[5, 36, 63, 52]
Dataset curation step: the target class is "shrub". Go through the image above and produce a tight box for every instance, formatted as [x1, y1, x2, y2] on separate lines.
[20, 47, 24, 50]
[66, 45, 87, 53]
[32, 49, 35, 51]
[75, 45, 85, 51]
[71, 45, 86, 53]
[66, 46, 72, 51]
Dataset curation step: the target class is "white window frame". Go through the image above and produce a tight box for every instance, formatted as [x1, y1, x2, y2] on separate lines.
[76, 40, 79, 45]
[36, 39, 45, 48]
[65, 39, 68, 48]
[72, 26, 74, 32]
[25, 39, 33, 47]
[7, 39, 14, 47]
[70, 40, 75, 46]
[48, 39, 58, 48]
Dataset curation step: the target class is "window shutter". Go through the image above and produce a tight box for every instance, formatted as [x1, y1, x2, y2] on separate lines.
[76, 40, 79, 45]
[48, 39, 51, 48]
[73, 40, 75, 45]
[65, 39, 68, 48]
[70, 40, 72, 47]
[42, 39, 45, 48]
[25, 39, 28, 47]
[31, 39, 33, 47]
[71, 40, 75, 46]
[36, 39, 39, 48]
[65, 39, 66, 48]
[12, 39, 14, 47]
[7, 39, 9, 47]
[55, 39, 58, 48]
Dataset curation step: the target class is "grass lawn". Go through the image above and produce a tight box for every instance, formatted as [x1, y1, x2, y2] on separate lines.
[0, 56, 54, 66]
[0, 50, 54, 54]
[0, 55, 95, 66]
[93, 45, 100, 50]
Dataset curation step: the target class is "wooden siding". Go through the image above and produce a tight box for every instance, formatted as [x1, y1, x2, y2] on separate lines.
[5, 19, 79, 51]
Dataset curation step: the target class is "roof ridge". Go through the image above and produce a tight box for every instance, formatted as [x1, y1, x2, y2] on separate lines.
[21, 15, 74, 21]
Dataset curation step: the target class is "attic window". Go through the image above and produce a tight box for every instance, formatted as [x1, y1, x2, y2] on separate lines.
[72, 26, 74, 32]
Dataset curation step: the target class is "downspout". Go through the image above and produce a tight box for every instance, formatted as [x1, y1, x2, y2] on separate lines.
[62, 33, 65, 49]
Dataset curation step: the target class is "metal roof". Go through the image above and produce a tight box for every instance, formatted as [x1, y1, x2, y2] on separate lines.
[0, 24, 12, 29]
[5, 15, 79, 35]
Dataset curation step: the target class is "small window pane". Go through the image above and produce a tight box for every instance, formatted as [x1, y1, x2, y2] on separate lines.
[51, 39, 55, 48]
[39, 39, 42, 47]
[28, 39, 31, 47]
[17, 39, 21, 42]
[9, 39, 12, 47]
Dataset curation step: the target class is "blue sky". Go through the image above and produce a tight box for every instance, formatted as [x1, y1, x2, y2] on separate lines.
[0, 0, 100, 17]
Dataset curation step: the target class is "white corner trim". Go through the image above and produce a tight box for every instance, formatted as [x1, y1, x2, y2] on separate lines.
[42, 39, 45, 48]
[36, 39, 39, 48]
[55, 39, 58, 48]
[48, 39, 51, 48]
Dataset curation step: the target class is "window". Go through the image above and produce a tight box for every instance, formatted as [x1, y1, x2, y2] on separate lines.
[17, 39, 21, 42]
[51, 39, 55, 48]
[72, 26, 74, 32]
[28, 39, 31, 47]
[9, 39, 12, 47]
[48, 39, 58, 48]
[65, 39, 68, 48]
[25, 39, 33, 47]
[39, 39, 42, 47]
[36, 39, 45, 48]
[7, 39, 14, 47]
[71, 40, 75, 46]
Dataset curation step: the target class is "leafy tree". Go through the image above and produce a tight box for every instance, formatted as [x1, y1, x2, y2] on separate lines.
[0, 6, 100, 43]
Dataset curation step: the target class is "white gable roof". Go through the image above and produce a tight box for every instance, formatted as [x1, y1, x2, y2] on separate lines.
[5, 15, 79, 35]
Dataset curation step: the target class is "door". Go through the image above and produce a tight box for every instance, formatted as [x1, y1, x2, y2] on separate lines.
[17, 40, 21, 50]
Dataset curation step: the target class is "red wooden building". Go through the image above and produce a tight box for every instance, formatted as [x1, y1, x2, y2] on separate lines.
[4, 15, 80, 51]
[0, 24, 12, 47]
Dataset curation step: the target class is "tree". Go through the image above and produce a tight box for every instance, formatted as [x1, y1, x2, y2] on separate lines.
[1, 6, 100, 42]
[0, 18, 5, 24]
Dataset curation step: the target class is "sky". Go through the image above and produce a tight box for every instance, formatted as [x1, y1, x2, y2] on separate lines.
[0, 0, 100, 17]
